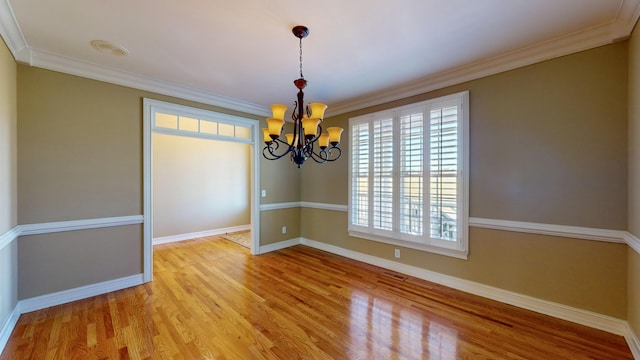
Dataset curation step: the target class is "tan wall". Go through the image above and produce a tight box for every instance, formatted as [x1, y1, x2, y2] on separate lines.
[259, 122, 301, 204]
[17, 67, 143, 222]
[299, 145, 347, 205]
[16, 65, 283, 298]
[302, 43, 629, 317]
[259, 208, 300, 246]
[0, 37, 18, 339]
[18, 225, 142, 298]
[259, 122, 302, 245]
[628, 22, 640, 337]
[153, 133, 251, 237]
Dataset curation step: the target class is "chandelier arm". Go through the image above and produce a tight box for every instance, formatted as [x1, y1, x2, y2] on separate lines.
[307, 148, 328, 164]
[308, 146, 341, 163]
[326, 146, 342, 161]
[262, 139, 294, 160]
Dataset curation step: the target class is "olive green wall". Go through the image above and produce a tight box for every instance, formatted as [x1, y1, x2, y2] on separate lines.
[0, 37, 18, 340]
[628, 22, 640, 338]
[301, 42, 629, 318]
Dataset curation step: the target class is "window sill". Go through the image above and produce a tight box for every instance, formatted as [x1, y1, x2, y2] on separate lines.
[348, 230, 468, 260]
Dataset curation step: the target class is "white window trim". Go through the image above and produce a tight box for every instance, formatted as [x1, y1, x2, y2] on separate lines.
[348, 91, 469, 259]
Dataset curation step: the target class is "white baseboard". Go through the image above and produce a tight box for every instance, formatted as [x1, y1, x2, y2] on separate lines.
[257, 238, 301, 254]
[0, 305, 20, 355]
[299, 238, 630, 337]
[17, 274, 144, 314]
[627, 322, 640, 359]
[153, 225, 251, 245]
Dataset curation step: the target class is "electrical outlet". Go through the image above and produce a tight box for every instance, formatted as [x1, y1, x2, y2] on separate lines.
[394, 249, 400, 258]
[282, 226, 287, 234]
[261, 189, 267, 197]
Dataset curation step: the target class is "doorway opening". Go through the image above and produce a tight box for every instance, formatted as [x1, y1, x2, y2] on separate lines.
[142, 98, 260, 282]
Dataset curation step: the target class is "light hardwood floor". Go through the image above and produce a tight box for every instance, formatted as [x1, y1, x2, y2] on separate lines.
[1, 236, 633, 359]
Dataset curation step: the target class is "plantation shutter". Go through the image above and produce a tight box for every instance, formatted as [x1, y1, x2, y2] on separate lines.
[399, 110, 424, 237]
[429, 106, 459, 242]
[351, 122, 370, 227]
[372, 118, 394, 231]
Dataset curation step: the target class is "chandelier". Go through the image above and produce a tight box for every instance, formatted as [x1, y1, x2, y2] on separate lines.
[262, 25, 343, 168]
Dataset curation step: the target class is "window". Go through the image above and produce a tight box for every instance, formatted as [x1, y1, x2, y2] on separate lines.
[153, 111, 252, 142]
[348, 91, 469, 259]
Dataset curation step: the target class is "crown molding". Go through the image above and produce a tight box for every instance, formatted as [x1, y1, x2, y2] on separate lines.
[327, 13, 639, 116]
[0, 0, 28, 62]
[615, 0, 640, 38]
[27, 49, 271, 117]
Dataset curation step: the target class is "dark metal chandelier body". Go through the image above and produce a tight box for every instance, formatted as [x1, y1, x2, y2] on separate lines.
[262, 25, 343, 168]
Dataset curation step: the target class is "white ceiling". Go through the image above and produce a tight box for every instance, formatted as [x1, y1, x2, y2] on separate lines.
[1, 0, 639, 117]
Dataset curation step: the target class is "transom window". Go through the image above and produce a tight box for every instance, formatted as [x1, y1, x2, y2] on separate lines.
[153, 111, 252, 143]
[348, 91, 469, 259]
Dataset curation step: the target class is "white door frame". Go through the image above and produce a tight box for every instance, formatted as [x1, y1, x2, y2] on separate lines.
[142, 98, 260, 282]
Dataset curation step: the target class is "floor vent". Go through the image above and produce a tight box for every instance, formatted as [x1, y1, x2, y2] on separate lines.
[382, 271, 408, 281]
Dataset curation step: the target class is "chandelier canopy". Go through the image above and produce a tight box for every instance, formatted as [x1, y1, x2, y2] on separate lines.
[262, 25, 343, 168]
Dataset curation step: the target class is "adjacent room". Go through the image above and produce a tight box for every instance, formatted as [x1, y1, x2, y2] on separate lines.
[1, 0, 640, 358]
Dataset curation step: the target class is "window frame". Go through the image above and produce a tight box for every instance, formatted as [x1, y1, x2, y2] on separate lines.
[348, 91, 469, 259]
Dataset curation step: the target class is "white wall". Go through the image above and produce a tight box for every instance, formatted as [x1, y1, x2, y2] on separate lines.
[152, 133, 251, 237]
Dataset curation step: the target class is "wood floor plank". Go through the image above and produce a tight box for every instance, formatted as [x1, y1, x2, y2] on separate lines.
[0, 236, 633, 359]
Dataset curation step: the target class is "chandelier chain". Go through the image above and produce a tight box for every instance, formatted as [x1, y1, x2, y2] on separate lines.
[299, 37, 304, 79]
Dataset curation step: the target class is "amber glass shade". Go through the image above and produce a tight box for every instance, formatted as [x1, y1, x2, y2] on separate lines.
[309, 103, 328, 120]
[285, 133, 298, 146]
[266, 118, 285, 137]
[262, 128, 272, 143]
[327, 127, 344, 144]
[270, 104, 288, 121]
[318, 133, 330, 148]
[302, 118, 321, 137]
